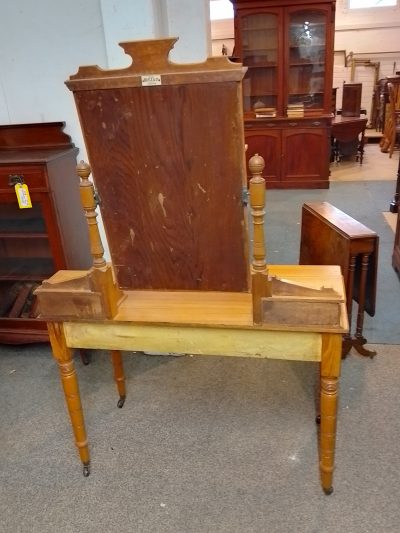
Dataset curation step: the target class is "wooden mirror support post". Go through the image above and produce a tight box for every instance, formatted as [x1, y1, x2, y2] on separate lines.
[35, 163, 123, 320]
[249, 153, 271, 324]
[77, 161, 123, 318]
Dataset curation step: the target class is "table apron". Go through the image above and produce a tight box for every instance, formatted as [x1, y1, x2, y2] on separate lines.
[63, 322, 323, 362]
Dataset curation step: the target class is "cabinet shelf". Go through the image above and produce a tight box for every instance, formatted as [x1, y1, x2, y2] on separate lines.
[290, 62, 324, 67]
[242, 27, 278, 32]
[289, 44, 325, 49]
[0, 232, 48, 239]
[0, 257, 55, 280]
[246, 63, 278, 69]
[244, 47, 277, 53]
[0, 218, 47, 233]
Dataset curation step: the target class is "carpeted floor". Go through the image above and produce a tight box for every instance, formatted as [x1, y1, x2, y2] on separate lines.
[1, 342, 400, 533]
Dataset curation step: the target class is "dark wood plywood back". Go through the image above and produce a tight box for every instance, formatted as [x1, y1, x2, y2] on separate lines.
[74, 80, 249, 291]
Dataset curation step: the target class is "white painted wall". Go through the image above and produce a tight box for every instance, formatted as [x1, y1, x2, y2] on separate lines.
[0, 0, 107, 159]
[0, 0, 212, 259]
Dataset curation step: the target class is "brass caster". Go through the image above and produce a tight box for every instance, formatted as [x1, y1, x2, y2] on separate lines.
[117, 396, 126, 408]
[83, 462, 90, 477]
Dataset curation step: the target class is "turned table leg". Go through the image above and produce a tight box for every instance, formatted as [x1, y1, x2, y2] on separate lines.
[110, 350, 126, 408]
[48, 322, 90, 477]
[353, 253, 376, 358]
[319, 333, 342, 495]
[342, 254, 356, 358]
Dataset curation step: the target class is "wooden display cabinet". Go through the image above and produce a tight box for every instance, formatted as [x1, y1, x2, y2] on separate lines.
[231, 0, 335, 188]
[0, 122, 91, 343]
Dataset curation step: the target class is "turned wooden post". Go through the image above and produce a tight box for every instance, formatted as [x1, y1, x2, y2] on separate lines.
[249, 154, 271, 323]
[77, 161, 106, 269]
[319, 333, 342, 494]
[110, 350, 126, 408]
[48, 322, 90, 476]
[76, 161, 122, 318]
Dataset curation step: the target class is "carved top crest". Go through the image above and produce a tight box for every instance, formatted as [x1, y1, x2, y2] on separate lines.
[66, 38, 246, 91]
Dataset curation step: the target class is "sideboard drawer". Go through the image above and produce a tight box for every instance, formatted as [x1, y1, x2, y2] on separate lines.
[0, 165, 47, 191]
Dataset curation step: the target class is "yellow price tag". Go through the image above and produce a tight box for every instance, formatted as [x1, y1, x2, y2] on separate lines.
[15, 183, 32, 209]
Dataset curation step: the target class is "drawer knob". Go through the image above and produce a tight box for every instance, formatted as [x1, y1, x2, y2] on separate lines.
[288, 122, 298, 127]
[8, 174, 25, 187]
[312, 121, 321, 126]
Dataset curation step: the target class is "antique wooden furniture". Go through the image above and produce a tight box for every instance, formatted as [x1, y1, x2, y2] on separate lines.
[300, 202, 378, 357]
[230, 0, 335, 188]
[380, 76, 400, 155]
[390, 151, 400, 214]
[392, 157, 400, 276]
[387, 82, 400, 158]
[0, 122, 91, 343]
[35, 39, 348, 494]
[331, 116, 367, 164]
[372, 78, 389, 132]
[341, 83, 362, 118]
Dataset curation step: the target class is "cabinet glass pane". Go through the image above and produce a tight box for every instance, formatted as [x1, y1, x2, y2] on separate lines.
[288, 10, 327, 110]
[241, 13, 278, 113]
[0, 202, 54, 280]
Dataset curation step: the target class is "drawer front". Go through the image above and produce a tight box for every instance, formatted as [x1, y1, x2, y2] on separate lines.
[285, 119, 329, 128]
[245, 121, 280, 131]
[0, 165, 47, 191]
[245, 118, 331, 130]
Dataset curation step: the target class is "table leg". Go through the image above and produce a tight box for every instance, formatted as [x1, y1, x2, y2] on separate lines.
[48, 322, 90, 477]
[319, 333, 342, 495]
[342, 254, 356, 357]
[353, 253, 376, 358]
[110, 350, 126, 408]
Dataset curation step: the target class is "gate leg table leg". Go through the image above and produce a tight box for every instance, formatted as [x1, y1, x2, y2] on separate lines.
[48, 322, 90, 477]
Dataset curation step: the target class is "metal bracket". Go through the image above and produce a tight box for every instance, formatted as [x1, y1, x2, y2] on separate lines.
[8, 174, 25, 187]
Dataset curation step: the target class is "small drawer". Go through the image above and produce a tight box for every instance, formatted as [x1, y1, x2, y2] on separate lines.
[0, 165, 48, 191]
[246, 120, 279, 129]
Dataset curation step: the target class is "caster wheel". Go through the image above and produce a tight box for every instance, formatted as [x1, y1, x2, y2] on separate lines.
[117, 396, 126, 408]
[323, 486, 333, 495]
[316, 415, 321, 425]
[83, 463, 90, 477]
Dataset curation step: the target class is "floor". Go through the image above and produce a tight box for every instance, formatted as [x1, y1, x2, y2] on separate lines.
[330, 140, 399, 232]
[330, 140, 399, 182]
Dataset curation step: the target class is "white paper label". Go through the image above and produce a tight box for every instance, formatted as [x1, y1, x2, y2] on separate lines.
[141, 74, 162, 86]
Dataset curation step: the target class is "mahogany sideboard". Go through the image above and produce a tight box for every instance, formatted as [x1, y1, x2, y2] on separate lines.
[0, 122, 91, 343]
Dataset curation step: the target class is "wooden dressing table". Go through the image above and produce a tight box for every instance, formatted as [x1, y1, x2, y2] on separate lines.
[35, 39, 348, 494]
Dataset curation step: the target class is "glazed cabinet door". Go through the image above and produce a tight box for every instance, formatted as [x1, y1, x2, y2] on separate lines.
[285, 4, 334, 115]
[234, 7, 284, 116]
[282, 127, 329, 186]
